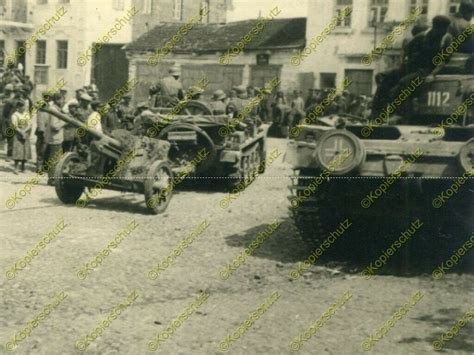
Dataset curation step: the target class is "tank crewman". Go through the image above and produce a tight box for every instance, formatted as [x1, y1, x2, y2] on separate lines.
[446, 0, 473, 53]
[149, 65, 184, 107]
[117, 94, 135, 130]
[210, 90, 227, 115]
[405, 16, 452, 78]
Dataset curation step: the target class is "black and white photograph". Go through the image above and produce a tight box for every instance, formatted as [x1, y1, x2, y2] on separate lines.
[0, 0, 473, 354]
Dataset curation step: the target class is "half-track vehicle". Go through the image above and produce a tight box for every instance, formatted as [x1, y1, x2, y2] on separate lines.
[148, 115, 268, 187]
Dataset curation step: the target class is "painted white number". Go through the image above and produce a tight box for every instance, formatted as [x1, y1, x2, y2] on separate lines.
[427, 91, 450, 107]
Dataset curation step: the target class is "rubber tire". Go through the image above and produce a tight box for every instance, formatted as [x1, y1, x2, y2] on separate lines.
[53, 152, 85, 204]
[144, 160, 173, 215]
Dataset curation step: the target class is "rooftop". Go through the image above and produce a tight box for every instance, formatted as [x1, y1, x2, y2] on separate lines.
[125, 17, 306, 53]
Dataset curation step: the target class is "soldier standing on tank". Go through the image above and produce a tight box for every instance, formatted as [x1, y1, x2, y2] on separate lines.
[149, 66, 184, 107]
[403, 16, 452, 81]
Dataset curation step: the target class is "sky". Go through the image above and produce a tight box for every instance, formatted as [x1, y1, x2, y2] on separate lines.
[227, 0, 308, 22]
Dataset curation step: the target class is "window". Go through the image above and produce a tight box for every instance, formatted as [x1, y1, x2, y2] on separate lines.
[335, 0, 352, 27]
[113, 0, 124, 11]
[200, 1, 210, 23]
[449, 0, 460, 14]
[36, 40, 46, 64]
[34, 66, 48, 85]
[173, 0, 182, 20]
[345, 69, 373, 95]
[320, 73, 337, 89]
[57, 40, 68, 69]
[409, 0, 428, 15]
[0, 40, 4, 66]
[369, 0, 389, 24]
[143, 0, 152, 14]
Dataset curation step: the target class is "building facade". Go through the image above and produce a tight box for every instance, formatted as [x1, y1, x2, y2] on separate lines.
[0, 0, 33, 69]
[125, 17, 307, 104]
[9, 0, 229, 100]
[131, 0, 233, 40]
[301, 0, 466, 95]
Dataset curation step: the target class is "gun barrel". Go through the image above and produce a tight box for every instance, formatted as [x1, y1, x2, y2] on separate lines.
[39, 106, 122, 150]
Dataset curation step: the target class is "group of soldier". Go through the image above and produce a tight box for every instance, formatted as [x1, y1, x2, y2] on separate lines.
[0, 76, 143, 176]
[1, 1, 471, 173]
[373, 0, 473, 117]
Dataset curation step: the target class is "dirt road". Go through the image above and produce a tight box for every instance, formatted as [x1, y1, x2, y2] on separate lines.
[1, 138, 473, 355]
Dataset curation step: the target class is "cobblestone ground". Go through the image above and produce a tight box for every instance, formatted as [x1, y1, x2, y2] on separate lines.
[0, 138, 473, 355]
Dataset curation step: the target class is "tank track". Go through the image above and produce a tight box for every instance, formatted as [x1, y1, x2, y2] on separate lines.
[226, 142, 263, 189]
[289, 169, 345, 249]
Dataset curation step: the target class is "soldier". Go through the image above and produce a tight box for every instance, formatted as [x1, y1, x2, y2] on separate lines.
[149, 65, 184, 107]
[117, 94, 135, 130]
[44, 93, 66, 185]
[290, 90, 305, 128]
[134, 102, 149, 117]
[77, 93, 93, 123]
[446, 0, 473, 53]
[0, 83, 15, 148]
[101, 103, 120, 134]
[35, 92, 51, 170]
[132, 110, 156, 136]
[210, 90, 227, 115]
[63, 100, 79, 152]
[188, 86, 205, 101]
[87, 100, 103, 133]
[405, 15, 452, 78]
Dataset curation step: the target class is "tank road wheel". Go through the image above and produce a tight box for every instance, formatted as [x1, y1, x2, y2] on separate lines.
[227, 143, 262, 189]
[53, 152, 85, 204]
[289, 169, 344, 249]
[179, 101, 213, 116]
[144, 160, 173, 214]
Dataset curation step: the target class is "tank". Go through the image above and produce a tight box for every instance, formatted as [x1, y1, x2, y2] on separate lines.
[40, 106, 174, 214]
[285, 53, 474, 247]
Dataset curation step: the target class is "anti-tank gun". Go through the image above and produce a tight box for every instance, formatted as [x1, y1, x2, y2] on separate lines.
[39, 105, 174, 214]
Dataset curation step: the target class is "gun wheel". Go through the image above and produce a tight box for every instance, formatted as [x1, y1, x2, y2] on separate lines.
[53, 152, 85, 204]
[144, 160, 173, 214]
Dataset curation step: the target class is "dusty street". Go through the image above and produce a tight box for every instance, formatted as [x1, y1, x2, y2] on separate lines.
[1, 138, 473, 355]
